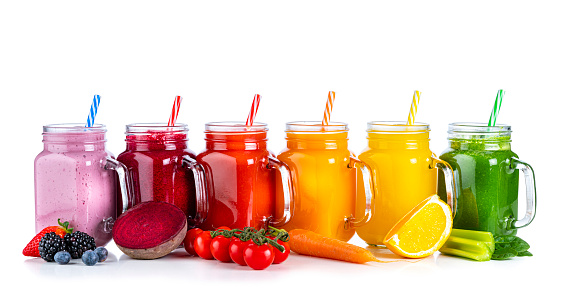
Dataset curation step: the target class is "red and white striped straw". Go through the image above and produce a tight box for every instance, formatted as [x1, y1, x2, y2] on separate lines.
[322, 91, 335, 125]
[167, 96, 183, 126]
[245, 94, 261, 127]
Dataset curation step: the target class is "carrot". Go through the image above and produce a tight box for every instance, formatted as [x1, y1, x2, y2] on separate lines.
[288, 229, 378, 264]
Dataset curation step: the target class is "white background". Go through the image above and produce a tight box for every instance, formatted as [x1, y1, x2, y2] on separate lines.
[1, 1, 562, 304]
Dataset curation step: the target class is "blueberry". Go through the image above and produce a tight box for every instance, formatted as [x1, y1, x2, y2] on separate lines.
[54, 251, 71, 265]
[81, 250, 99, 266]
[94, 247, 108, 262]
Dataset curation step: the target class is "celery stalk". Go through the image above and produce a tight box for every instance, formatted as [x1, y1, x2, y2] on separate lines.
[449, 229, 495, 253]
[440, 236, 492, 261]
[440, 229, 495, 261]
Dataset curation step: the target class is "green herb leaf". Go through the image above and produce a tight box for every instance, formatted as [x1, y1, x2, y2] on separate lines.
[495, 242, 511, 250]
[511, 237, 530, 253]
[492, 235, 533, 260]
[494, 235, 518, 244]
[492, 248, 518, 260]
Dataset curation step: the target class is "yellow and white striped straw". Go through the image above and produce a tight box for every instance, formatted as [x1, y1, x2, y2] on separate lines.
[322, 91, 335, 125]
[407, 90, 420, 125]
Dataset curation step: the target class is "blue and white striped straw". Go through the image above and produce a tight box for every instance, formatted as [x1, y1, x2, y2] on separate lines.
[86, 95, 101, 127]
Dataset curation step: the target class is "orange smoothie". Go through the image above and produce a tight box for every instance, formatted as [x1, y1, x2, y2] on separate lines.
[277, 122, 368, 241]
[356, 122, 454, 245]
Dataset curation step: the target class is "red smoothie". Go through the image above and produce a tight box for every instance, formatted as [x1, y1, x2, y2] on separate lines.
[197, 122, 278, 230]
[117, 124, 199, 226]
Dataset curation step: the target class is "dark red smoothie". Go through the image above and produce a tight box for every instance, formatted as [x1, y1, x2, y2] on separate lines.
[197, 122, 277, 230]
[117, 124, 198, 226]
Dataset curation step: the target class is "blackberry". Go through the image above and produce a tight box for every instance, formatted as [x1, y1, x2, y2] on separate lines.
[64, 231, 96, 259]
[38, 232, 67, 262]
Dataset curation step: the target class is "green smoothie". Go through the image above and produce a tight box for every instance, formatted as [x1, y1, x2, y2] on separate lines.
[438, 136, 519, 236]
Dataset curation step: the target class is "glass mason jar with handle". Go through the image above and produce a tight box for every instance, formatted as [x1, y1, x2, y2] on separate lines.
[356, 122, 456, 246]
[438, 123, 536, 236]
[276, 122, 374, 242]
[117, 123, 207, 228]
[34, 124, 133, 246]
[197, 122, 293, 230]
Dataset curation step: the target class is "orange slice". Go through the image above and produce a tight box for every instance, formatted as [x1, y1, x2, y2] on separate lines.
[383, 195, 453, 258]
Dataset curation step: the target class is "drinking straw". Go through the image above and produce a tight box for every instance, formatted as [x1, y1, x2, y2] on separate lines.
[167, 96, 183, 126]
[488, 90, 505, 126]
[322, 91, 336, 125]
[86, 95, 101, 127]
[245, 94, 261, 127]
[407, 90, 420, 125]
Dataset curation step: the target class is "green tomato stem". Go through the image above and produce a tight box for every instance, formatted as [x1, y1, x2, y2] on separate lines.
[210, 226, 286, 253]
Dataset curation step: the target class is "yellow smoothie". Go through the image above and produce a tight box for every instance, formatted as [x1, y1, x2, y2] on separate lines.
[276, 122, 360, 241]
[356, 122, 438, 245]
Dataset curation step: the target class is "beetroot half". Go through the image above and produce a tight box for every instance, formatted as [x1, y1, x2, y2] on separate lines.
[113, 201, 187, 259]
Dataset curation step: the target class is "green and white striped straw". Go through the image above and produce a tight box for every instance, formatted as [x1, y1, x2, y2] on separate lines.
[488, 89, 505, 126]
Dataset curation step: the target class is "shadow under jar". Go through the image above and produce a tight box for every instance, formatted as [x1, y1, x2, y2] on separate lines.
[117, 123, 206, 228]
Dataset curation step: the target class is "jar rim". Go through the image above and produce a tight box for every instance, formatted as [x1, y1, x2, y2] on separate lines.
[43, 123, 106, 133]
[205, 121, 268, 132]
[126, 123, 189, 134]
[448, 122, 512, 142]
[366, 121, 429, 133]
[285, 121, 348, 132]
[448, 122, 511, 133]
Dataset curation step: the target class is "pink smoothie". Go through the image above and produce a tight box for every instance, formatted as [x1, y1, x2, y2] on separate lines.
[34, 124, 121, 246]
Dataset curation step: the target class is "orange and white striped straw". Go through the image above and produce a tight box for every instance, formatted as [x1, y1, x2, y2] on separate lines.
[407, 90, 420, 125]
[322, 91, 335, 125]
[246, 94, 261, 127]
[167, 96, 183, 126]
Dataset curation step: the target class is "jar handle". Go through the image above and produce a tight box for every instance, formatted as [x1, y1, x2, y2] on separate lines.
[182, 155, 209, 227]
[102, 157, 135, 233]
[509, 157, 537, 229]
[344, 156, 375, 229]
[267, 156, 294, 227]
[432, 155, 457, 216]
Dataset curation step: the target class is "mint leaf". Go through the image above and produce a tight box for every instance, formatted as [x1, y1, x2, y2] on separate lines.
[517, 251, 533, 257]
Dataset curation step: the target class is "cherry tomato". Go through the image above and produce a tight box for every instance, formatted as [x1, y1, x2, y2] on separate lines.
[194, 231, 214, 260]
[183, 228, 203, 256]
[229, 237, 252, 266]
[244, 243, 275, 270]
[272, 239, 290, 264]
[215, 226, 231, 231]
[210, 235, 232, 263]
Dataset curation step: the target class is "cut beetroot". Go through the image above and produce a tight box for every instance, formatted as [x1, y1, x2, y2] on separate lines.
[113, 201, 187, 259]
